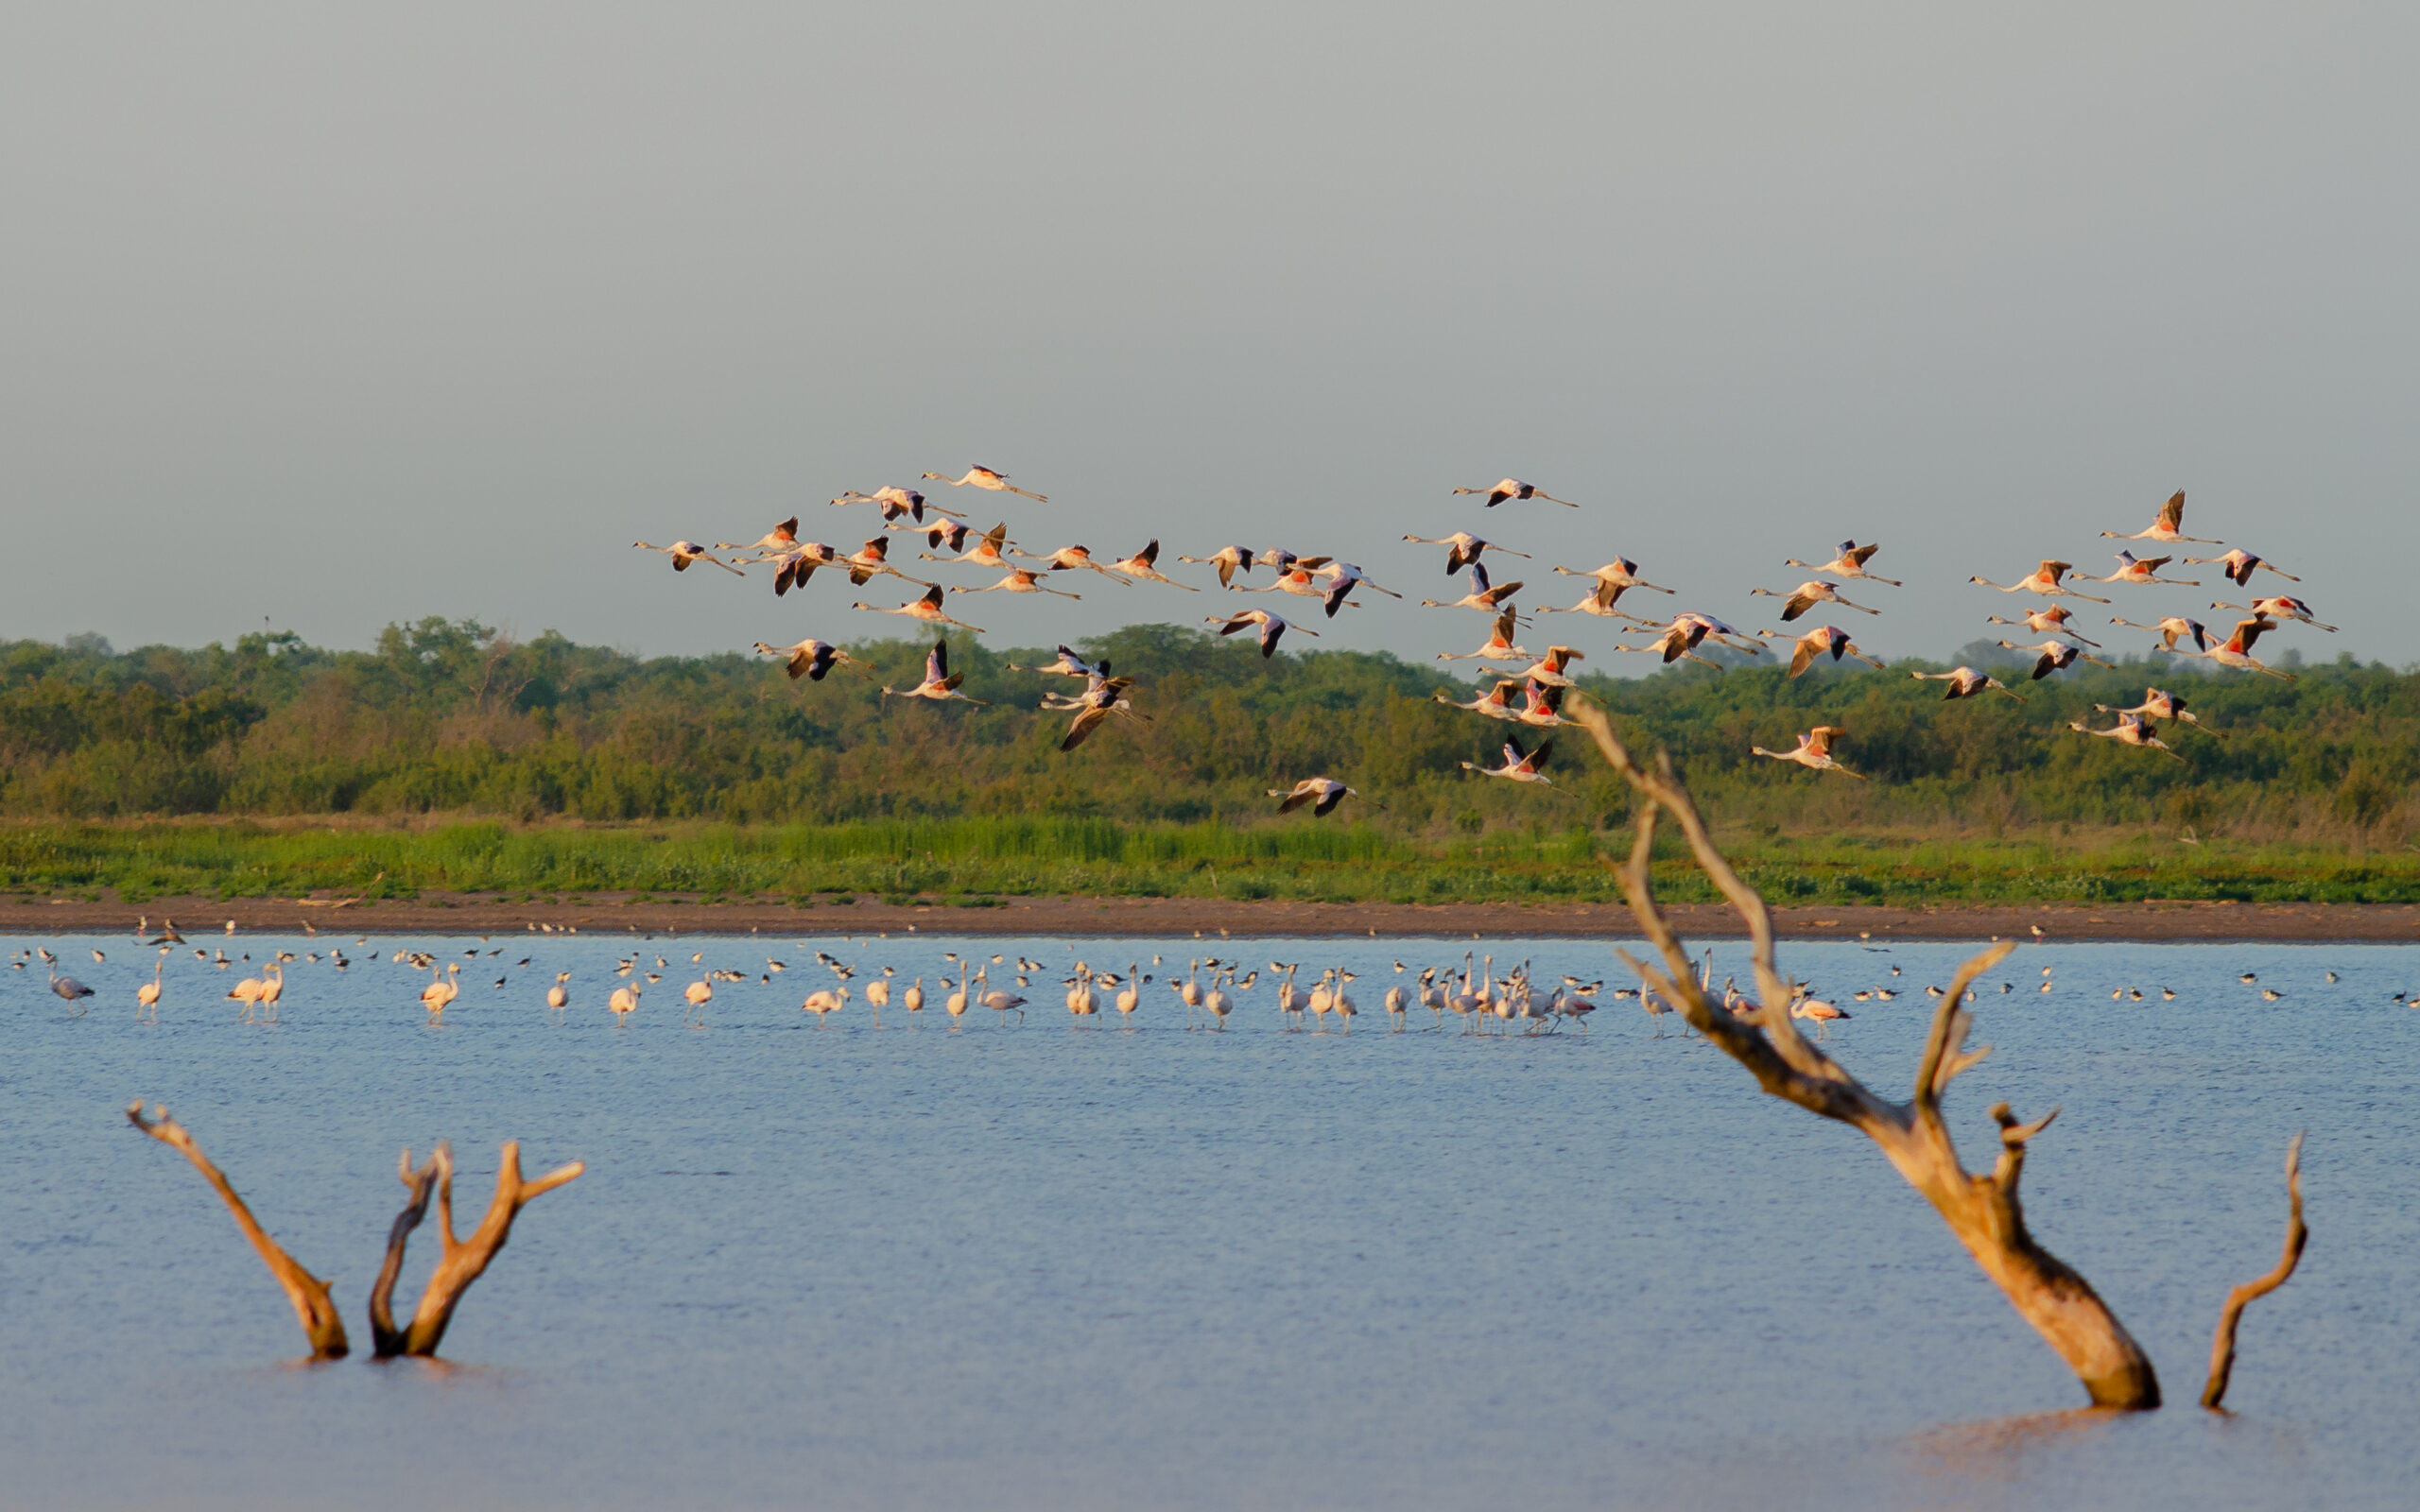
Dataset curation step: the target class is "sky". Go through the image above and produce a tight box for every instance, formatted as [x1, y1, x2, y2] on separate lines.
[2, 2, 2414, 669]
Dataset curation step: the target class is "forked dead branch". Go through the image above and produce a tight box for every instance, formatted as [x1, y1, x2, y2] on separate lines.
[1566, 700, 2307, 1411]
[127, 1102, 582, 1361]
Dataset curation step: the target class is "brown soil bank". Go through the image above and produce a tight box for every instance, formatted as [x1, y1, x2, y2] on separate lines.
[8, 893, 2420, 942]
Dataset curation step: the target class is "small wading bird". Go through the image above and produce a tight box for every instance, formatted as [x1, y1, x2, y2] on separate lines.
[2093, 551, 2201, 588]
[921, 466, 1046, 502]
[632, 540, 747, 576]
[884, 640, 986, 704]
[2069, 712, 2187, 761]
[2102, 490, 2220, 544]
[1750, 579, 1881, 621]
[1785, 541, 1902, 586]
[2210, 595, 2337, 632]
[2169, 615, 2295, 679]
[1207, 608, 1316, 658]
[2183, 548, 2298, 588]
[963, 566, 1081, 600]
[1996, 639, 2115, 680]
[1420, 560, 1524, 614]
[1404, 531, 1528, 576]
[1987, 605, 2098, 644]
[1968, 560, 2111, 603]
[1106, 540, 1196, 589]
[1759, 624, 1885, 678]
[2110, 614, 2211, 652]
[754, 639, 871, 682]
[1452, 478, 1578, 507]
[714, 516, 799, 557]
[1462, 732, 1555, 786]
[1911, 666, 2025, 701]
[1753, 726, 1865, 779]
[1175, 545, 1255, 588]
[2097, 688, 2221, 735]
[921, 522, 1016, 570]
[855, 583, 985, 633]
[1269, 777, 1380, 816]
[1437, 607, 1529, 662]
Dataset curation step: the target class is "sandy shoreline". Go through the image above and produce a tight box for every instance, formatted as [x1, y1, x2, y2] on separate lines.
[5, 892, 2417, 942]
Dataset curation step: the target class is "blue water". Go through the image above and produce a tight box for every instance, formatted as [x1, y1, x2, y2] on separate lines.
[4, 930, 2414, 1511]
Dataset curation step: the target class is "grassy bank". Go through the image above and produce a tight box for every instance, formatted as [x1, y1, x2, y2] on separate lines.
[7, 817, 2416, 906]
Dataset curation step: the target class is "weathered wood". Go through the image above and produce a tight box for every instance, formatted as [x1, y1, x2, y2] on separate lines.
[2203, 1133, 2308, 1409]
[1570, 703, 2163, 1408]
[369, 1148, 441, 1357]
[125, 1102, 350, 1360]
[387, 1141, 584, 1358]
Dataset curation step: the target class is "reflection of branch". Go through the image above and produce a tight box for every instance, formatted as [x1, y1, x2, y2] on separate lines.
[1570, 698, 2162, 1409]
[2203, 1133, 2308, 1408]
[126, 1102, 350, 1359]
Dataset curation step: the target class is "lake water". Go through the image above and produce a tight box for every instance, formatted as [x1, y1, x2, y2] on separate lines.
[4, 929, 2415, 1511]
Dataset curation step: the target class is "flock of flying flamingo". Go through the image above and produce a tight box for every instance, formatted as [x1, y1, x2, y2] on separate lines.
[648, 472, 2329, 789]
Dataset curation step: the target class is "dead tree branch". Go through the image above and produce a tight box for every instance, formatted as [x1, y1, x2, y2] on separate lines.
[369, 1147, 441, 1357]
[387, 1141, 585, 1358]
[2203, 1132, 2308, 1409]
[1571, 701, 2163, 1408]
[125, 1101, 350, 1360]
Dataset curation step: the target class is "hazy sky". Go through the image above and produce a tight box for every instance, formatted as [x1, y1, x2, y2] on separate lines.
[4, 2, 2413, 667]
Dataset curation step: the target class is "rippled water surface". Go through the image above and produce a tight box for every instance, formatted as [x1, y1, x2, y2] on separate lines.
[5, 929, 2415, 1511]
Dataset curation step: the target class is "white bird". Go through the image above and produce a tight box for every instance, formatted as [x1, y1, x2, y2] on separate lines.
[1996, 639, 2115, 680]
[1789, 994, 1850, 1040]
[609, 980, 642, 1020]
[1785, 541, 1902, 586]
[944, 960, 972, 1026]
[1175, 544, 1257, 589]
[883, 640, 988, 703]
[1751, 579, 1880, 621]
[921, 521, 1017, 570]
[855, 583, 986, 633]
[834, 485, 958, 524]
[1968, 560, 2111, 603]
[839, 536, 934, 588]
[1437, 607, 1530, 662]
[1758, 624, 1886, 678]
[977, 969, 1027, 1023]
[963, 566, 1081, 599]
[2068, 712, 2186, 762]
[134, 958, 164, 1022]
[2101, 490, 2220, 544]
[2210, 595, 2337, 632]
[865, 967, 893, 1026]
[922, 466, 1046, 502]
[633, 540, 747, 576]
[1115, 966, 1144, 1022]
[760, 541, 848, 595]
[1019, 542, 1133, 582]
[1055, 675, 1146, 751]
[1009, 644, 1108, 679]
[2182, 548, 2298, 588]
[1453, 478, 1577, 507]
[1206, 608, 1316, 659]
[1910, 666, 2025, 701]
[1987, 605, 2099, 644]
[1269, 777, 1380, 816]
[1311, 560, 1402, 617]
[2091, 551, 2201, 588]
[2169, 615, 2295, 679]
[2097, 688, 2220, 736]
[1419, 560, 1524, 613]
[802, 985, 850, 1023]
[713, 515, 802, 556]
[1435, 678, 1525, 720]
[754, 639, 871, 682]
[546, 971, 571, 1011]
[420, 961, 461, 1016]
[2109, 614, 2212, 653]
[1106, 540, 1197, 589]
[1513, 644, 1585, 687]
[1753, 726, 1865, 779]
[1404, 531, 1529, 576]
[1462, 733, 1555, 786]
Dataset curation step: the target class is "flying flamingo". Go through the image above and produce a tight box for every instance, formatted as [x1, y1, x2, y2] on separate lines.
[2091, 551, 2201, 587]
[1749, 579, 1880, 621]
[1419, 560, 1523, 613]
[2182, 548, 2298, 588]
[1753, 726, 1864, 778]
[1462, 733, 1555, 786]
[1512, 679, 1568, 728]
[854, 583, 985, 633]
[1452, 478, 1578, 507]
[1968, 560, 2110, 603]
[1996, 639, 2115, 680]
[1513, 645, 1585, 687]
[840, 537, 933, 588]
[921, 522, 1017, 570]
[1206, 608, 1316, 658]
[1054, 675, 1146, 751]
[632, 540, 747, 576]
[834, 485, 958, 524]
[1434, 678, 1524, 720]
[1008, 645, 1107, 679]
[1175, 545, 1256, 588]
[1910, 666, 2025, 701]
[962, 567, 1081, 599]
[765, 541, 847, 595]
[1613, 611, 1762, 667]
[1268, 777, 1380, 816]
[883, 640, 987, 703]
[1436, 608, 1529, 662]
[2096, 688, 2221, 736]
[2068, 712, 2186, 761]
[2101, 490, 2220, 544]
[1019, 542, 1133, 582]
[1552, 558, 1674, 599]
[2109, 614, 2211, 652]
[1312, 561, 1401, 617]
[714, 516, 801, 556]
[2169, 616, 2295, 679]
[1758, 624, 1885, 678]
[1404, 531, 1529, 576]
[754, 639, 872, 682]
[1106, 540, 1197, 589]
[2210, 595, 2336, 632]
[922, 466, 1046, 502]
[1785, 541, 1902, 586]
[1987, 605, 2098, 644]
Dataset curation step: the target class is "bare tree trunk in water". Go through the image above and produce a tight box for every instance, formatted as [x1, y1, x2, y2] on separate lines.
[125, 1103, 350, 1360]
[1569, 703, 2311, 1410]
[2204, 1133, 2308, 1408]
